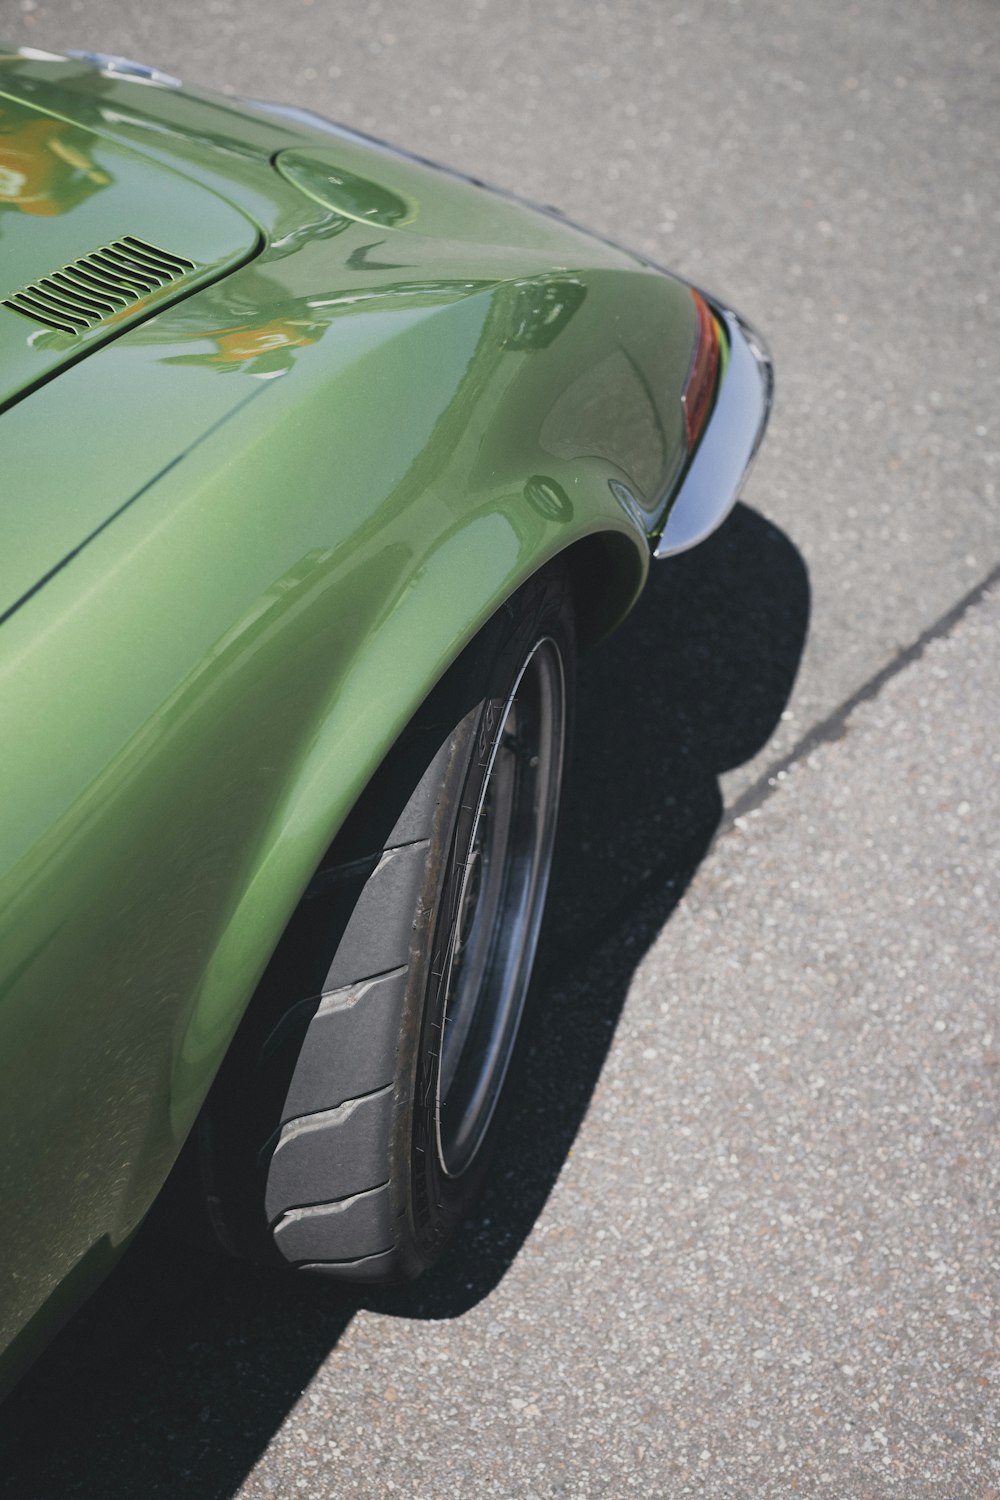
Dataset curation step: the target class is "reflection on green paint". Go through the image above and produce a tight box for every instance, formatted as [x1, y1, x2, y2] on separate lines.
[0, 49, 707, 1394]
[0, 95, 111, 219]
[274, 149, 415, 227]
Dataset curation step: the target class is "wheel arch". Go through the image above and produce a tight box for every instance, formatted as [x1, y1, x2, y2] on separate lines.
[169, 518, 647, 1138]
[556, 527, 648, 648]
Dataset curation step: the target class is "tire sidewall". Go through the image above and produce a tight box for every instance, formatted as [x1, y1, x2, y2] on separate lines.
[392, 567, 575, 1275]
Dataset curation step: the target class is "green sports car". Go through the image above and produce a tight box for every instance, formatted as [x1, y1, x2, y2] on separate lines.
[0, 46, 772, 1393]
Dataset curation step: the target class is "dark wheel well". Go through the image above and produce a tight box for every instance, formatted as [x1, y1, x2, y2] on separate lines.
[556, 530, 647, 649]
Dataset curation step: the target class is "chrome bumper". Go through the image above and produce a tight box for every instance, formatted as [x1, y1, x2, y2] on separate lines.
[654, 301, 774, 559]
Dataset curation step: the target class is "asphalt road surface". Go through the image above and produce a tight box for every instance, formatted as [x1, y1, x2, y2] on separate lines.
[3, 0, 998, 1495]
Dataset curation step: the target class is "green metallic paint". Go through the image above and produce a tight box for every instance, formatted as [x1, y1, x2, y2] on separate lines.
[0, 92, 262, 408]
[0, 50, 701, 1389]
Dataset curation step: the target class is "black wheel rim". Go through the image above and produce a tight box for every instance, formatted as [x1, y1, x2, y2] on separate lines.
[435, 636, 565, 1178]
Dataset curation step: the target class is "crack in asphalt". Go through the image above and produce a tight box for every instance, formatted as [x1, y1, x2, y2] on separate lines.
[555, 556, 1000, 980]
[721, 556, 1000, 833]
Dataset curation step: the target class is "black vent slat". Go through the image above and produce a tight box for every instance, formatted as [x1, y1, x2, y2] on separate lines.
[16, 289, 91, 327]
[121, 236, 195, 274]
[117, 246, 177, 277]
[12, 311, 77, 334]
[7, 295, 83, 334]
[94, 246, 160, 277]
[36, 280, 109, 320]
[50, 273, 120, 316]
[3, 236, 197, 335]
[101, 250, 168, 289]
[118, 247, 183, 279]
[72, 265, 132, 304]
[10, 294, 82, 330]
[87, 253, 159, 294]
[110, 242, 177, 276]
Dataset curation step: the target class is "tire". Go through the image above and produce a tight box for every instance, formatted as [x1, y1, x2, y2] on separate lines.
[199, 564, 575, 1283]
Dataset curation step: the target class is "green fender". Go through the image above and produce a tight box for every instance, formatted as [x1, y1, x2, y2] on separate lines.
[0, 52, 704, 1377]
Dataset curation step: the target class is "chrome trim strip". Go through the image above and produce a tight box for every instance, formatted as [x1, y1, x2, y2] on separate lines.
[63, 50, 182, 88]
[653, 302, 774, 559]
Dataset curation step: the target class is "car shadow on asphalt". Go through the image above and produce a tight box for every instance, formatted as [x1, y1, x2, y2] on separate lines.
[0, 502, 809, 1500]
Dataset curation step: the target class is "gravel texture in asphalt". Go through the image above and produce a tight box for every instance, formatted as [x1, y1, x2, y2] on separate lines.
[238, 586, 1000, 1494]
[3, 0, 998, 1494]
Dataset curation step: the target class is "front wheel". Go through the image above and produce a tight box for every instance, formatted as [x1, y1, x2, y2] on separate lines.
[200, 565, 575, 1282]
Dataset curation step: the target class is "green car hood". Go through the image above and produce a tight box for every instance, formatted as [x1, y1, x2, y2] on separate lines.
[0, 91, 261, 408]
[0, 52, 696, 628]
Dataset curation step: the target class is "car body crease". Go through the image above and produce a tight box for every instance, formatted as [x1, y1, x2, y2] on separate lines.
[0, 381, 268, 630]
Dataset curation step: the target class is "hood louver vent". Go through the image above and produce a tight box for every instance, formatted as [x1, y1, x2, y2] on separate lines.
[3, 237, 197, 336]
